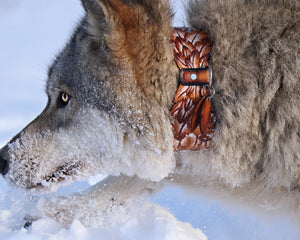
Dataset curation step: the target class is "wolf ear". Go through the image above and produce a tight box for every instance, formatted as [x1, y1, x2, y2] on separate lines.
[81, 0, 138, 44]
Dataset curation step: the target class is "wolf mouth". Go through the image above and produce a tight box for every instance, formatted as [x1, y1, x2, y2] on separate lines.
[19, 161, 84, 191]
[44, 161, 84, 185]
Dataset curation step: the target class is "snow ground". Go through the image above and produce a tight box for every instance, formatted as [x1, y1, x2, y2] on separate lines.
[0, 0, 299, 239]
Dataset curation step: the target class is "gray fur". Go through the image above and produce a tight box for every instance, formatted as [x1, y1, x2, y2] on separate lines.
[181, 0, 300, 190]
[0, 0, 299, 226]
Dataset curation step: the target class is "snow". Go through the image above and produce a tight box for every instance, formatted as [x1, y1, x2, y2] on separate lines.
[0, 0, 299, 239]
[0, 188, 206, 240]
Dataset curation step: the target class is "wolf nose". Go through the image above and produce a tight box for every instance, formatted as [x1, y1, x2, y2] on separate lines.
[0, 147, 9, 175]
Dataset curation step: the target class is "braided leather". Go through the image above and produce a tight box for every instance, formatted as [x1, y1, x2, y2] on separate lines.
[170, 28, 216, 151]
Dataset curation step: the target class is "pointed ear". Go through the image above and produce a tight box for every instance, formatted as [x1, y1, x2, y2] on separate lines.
[81, 0, 174, 93]
[81, 0, 139, 43]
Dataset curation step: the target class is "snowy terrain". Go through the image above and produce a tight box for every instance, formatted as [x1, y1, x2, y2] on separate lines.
[0, 0, 299, 239]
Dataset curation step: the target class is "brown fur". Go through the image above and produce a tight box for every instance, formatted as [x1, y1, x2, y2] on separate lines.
[91, 0, 178, 108]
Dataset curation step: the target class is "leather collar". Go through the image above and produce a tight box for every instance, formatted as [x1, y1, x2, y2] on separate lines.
[170, 28, 216, 151]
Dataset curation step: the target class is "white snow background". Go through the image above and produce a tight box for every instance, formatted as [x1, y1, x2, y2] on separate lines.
[0, 0, 299, 239]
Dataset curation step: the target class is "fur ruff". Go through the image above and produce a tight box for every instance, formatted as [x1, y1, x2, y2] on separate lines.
[172, 0, 300, 216]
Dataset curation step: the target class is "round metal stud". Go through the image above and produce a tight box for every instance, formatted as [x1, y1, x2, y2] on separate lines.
[191, 73, 197, 80]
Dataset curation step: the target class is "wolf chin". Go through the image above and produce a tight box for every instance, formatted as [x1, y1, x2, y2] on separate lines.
[0, 0, 299, 226]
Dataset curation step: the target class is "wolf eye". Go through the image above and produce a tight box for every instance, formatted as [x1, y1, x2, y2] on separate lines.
[57, 92, 70, 108]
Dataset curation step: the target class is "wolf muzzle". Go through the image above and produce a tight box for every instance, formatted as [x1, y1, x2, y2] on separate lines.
[0, 146, 9, 175]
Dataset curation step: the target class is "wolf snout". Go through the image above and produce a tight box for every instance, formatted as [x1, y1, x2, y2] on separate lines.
[0, 146, 9, 175]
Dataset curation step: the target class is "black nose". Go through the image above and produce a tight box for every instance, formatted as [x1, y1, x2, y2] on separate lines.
[0, 147, 9, 175]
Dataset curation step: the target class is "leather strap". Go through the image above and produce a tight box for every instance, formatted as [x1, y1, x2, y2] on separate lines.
[170, 28, 216, 151]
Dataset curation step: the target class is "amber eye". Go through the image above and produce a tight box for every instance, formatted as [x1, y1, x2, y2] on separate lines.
[62, 93, 69, 103]
[57, 92, 70, 108]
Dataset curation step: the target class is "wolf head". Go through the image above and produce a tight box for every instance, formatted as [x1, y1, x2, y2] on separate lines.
[0, 0, 178, 191]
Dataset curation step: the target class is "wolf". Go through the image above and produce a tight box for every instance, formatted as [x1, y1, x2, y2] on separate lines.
[0, 0, 299, 227]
